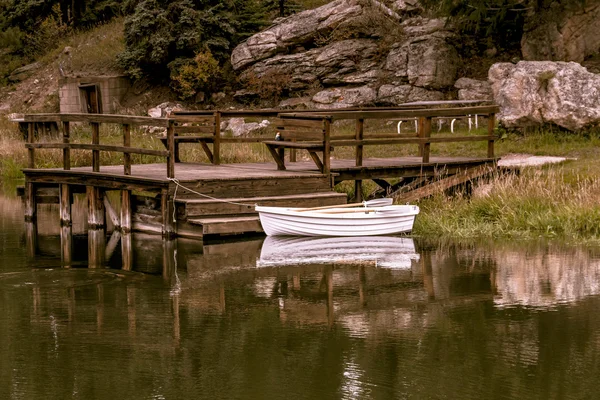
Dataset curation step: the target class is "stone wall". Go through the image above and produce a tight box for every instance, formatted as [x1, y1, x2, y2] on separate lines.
[58, 76, 130, 114]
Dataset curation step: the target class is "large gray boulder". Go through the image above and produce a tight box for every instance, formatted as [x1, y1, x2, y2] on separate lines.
[312, 86, 378, 108]
[377, 84, 444, 104]
[231, 0, 398, 70]
[521, 1, 600, 62]
[454, 78, 493, 101]
[489, 61, 600, 130]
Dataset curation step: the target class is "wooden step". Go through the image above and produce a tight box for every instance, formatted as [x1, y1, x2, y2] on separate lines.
[172, 175, 334, 199]
[184, 216, 263, 237]
[177, 192, 347, 218]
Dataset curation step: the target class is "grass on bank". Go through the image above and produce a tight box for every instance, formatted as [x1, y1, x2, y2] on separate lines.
[3, 116, 600, 241]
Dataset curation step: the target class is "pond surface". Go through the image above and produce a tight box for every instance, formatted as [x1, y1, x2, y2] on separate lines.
[1, 188, 600, 400]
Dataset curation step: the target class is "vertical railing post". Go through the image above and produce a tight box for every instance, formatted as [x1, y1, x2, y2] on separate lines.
[323, 117, 331, 176]
[167, 120, 175, 179]
[62, 121, 70, 170]
[422, 117, 432, 163]
[27, 122, 35, 168]
[354, 118, 364, 202]
[91, 122, 100, 172]
[123, 124, 131, 176]
[213, 111, 221, 165]
[487, 113, 496, 158]
[417, 117, 424, 157]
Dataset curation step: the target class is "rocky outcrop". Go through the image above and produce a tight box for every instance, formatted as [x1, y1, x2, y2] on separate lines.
[489, 61, 600, 130]
[521, 0, 600, 62]
[232, 0, 460, 109]
[8, 62, 42, 83]
[454, 78, 493, 101]
[231, 0, 399, 70]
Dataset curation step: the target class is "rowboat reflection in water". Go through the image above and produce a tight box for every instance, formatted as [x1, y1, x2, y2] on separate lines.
[258, 235, 420, 269]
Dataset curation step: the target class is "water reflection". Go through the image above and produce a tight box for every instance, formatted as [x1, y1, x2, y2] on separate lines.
[4, 190, 600, 399]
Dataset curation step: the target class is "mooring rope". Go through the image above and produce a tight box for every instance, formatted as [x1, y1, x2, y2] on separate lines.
[167, 177, 256, 209]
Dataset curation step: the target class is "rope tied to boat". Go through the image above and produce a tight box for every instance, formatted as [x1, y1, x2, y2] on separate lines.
[167, 178, 256, 208]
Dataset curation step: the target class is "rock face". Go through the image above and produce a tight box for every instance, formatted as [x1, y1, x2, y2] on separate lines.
[231, 1, 461, 108]
[454, 78, 493, 101]
[521, 0, 600, 62]
[489, 61, 600, 130]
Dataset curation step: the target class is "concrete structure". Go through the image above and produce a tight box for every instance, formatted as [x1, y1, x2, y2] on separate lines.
[58, 76, 130, 114]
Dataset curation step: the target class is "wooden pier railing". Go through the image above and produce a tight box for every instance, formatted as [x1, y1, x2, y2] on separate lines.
[23, 113, 176, 178]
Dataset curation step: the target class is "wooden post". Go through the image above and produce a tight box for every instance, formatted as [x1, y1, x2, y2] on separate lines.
[323, 118, 331, 175]
[88, 229, 106, 267]
[104, 230, 121, 261]
[63, 121, 70, 170]
[103, 193, 120, 230]
[487, 113, 496, 158]
[24, 182, 36, 222]
[167, 120, 175, 179]
[86, 186, 105, 229]
[123, 124, 131, 175]
[25, 222, 37, 258]
[422, 117, 432, 163]
[59, 184, 72, 227]
[60, 225, 73, 267]
[27, 122, 35, 168]
[354, 118, 364, 202]
[121, 190, 132, 234]
[91, 122, 100, 172]
[161, 189, 175, 239]
[213, 112, 221, 165]
[417, 117, 424, 157]
[121, 232, 133, 271]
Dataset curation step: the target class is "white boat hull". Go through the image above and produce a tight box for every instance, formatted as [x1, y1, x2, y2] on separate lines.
[255, 205, 420, 236]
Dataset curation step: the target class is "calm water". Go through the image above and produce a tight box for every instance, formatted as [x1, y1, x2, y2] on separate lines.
[2, 188, 600, 399]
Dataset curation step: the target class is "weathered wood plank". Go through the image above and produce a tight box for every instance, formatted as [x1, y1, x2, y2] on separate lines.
[276, 130, 324, 141]
[174, 125, 215, 134]
[23, 113, 170, 126]
[25, 143, 169, 157]
[331, 135, 498, 146]
[171, 115, 215, 124]
[87, 186, 105, 229]
[395, 165, 497, 202]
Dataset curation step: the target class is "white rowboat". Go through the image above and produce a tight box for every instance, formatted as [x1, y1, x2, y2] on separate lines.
[255, 202, 420, 237]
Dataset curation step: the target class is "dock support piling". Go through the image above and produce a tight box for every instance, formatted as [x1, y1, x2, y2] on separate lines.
[24, 182, 37, 222]
[161, 190, 176, 239]
[59, 184, 72, 227]
[60, 226, 73, 267]
[88, 229, 106, 267]
[87, 186, 105, 230]
[121, 190, 132, 234]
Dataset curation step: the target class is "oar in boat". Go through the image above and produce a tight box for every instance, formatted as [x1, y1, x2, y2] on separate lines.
[295, 198, 393, 212]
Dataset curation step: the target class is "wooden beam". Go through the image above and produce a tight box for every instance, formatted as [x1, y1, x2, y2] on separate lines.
[103, 193, 120, 230]
[87, 186, 105, 229]
[27, 123, 35, 168]
[121, 190, 132, 234]
[24, 182, 36, 222]
[62, 121, 70, 170]
[88, 229, 106, 267]
[25, 143, 169, 157]
[323, 118, 331, 175]
[24, 113, 170, 127]
[91, 122, 100, 172]
[422, 117, 432, 163]
[123, 124, 131, 175]
[59, 184, 72, 227]
[167, 120, 175, 179]
[488, 114, 496, 158]
[60, 226, 72, 267]
[214, 111, 221, 165]
[161, 190, 176, 239]
[121, 233, 132, 271]
[395, 165, 496, 202]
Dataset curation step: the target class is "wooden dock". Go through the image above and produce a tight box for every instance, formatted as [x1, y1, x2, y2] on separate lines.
[19, 103, 500, 239]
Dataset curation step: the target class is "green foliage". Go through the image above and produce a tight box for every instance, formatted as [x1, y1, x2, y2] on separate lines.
[118, 0, 270, 84]
[170, 50, 221, 99]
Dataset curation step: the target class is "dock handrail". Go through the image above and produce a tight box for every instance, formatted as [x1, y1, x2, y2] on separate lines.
[22, 113, 176, 179]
